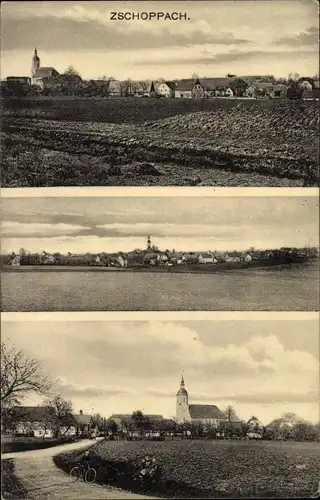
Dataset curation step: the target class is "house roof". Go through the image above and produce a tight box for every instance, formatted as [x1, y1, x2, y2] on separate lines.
[165, 81, 176, 90]
[199, 77, 231, 90]
[144, 253, 159, 259]
[110, 414, 164, 422]
[183, 253, 199, 259]
[108, 80, 121, 91]
[33, 67, 59, 79]
[12, 406, 77, 426]
[170, 252, 184, 259]
[189, 404, 226, 420]
[199, 252, 214, 258]
[73, 413, 92, 426]
[13, 406, 54, 422]
[175, 79, 196, 91]
[247, 416, 262, 424]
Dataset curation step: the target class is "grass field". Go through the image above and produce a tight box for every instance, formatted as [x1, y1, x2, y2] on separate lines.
[2, 97, 319, 187]
[54, 439, 320, 498]
[2, 262, 319, 311]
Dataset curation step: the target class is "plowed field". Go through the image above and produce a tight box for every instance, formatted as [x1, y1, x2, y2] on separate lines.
[2, 98, 319, 186]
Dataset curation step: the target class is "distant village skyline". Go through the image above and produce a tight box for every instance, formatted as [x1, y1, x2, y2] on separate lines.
[1, 1, 318, 80]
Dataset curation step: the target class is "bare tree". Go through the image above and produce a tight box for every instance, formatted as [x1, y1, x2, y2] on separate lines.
[224, 405, 239, 422]
[42, 395, 73, 437]
[1, 341, 52, 408]
[64, 65, 81, 77]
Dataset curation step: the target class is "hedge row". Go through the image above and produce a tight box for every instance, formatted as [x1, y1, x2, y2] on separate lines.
[2, 437, 76, 454]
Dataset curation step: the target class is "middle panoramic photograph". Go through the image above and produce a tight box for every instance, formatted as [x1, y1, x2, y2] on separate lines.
[1, 193, 319, 312]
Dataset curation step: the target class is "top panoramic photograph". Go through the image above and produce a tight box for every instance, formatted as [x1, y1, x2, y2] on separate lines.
[1, 0, 319, 187]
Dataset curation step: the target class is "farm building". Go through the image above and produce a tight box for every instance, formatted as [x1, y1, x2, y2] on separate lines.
[247, 416, 264, 437]
[6, 406, 78, 438]
[109, 414, 169, 436]
[198, 252, 217, 264]
[5, 406, 97, 438]
[9, 254, 21, 266]
[176, 375, 227, 425]
[155, 81, 176, 98]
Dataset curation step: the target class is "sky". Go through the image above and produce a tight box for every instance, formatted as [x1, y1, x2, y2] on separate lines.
[2, 317, 319, 423]
[1, 196, 319, 254]
[1, 0, 319, 80]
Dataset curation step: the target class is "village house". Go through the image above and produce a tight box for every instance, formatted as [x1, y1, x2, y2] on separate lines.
[73, 409, 96, 437]
[246, 416, 264, 438]
[225, 252, 241, 263]
[182, 253, 199, 264]
[6, 76, 31, 85]
[108, 79, 122, 96]
[8, 406, 79, 439]
[174, 79, 195, 98]
[39, 251, 55, 264]
[199, 77, 233, 97]
[109, 414, 165, 436]
[155, 81, 176, 98]
[198, 252, 217, 264]
[297, 78, 314, 90]
[9, 254, 21, 266]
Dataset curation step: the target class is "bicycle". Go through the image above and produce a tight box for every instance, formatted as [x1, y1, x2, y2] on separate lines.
[70, 462, 97, 483]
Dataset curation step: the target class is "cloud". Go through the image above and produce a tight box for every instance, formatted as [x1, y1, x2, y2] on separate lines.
[1, 221, 87, 238]
[139, 49, 318, 66]
[2, 320, 318, 421]
[57, 379, 133, 398]
[1, 14, 251, 52]
[274, 26, 319, 47]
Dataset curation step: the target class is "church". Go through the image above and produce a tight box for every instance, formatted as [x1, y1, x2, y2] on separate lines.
[176, 375, 228, 425]
[31, 48, 60, 89]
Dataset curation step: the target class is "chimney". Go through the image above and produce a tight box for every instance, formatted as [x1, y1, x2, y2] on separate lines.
[80, 409, 83, 415]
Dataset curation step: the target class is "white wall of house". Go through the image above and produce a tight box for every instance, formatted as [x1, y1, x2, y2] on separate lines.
[175, 90, 192, 98]
[156, 83, 173, 97]
[299, 80, 313, 90]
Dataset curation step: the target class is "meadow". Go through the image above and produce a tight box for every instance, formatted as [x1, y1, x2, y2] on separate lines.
[2, 97, 319, 186]
[2, 262, 319, 311]
[53, 439, 320, 498]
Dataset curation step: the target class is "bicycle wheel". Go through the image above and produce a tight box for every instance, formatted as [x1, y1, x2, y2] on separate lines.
[70, 466, 82, 481]
[85, 467, 97, 483]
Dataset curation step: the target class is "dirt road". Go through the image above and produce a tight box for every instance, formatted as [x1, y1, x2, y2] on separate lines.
[2, 439, 155, 499]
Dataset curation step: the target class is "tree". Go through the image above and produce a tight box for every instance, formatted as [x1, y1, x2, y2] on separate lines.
[91, 413, 103, 430]
[291, 422, 317, 441]
[1, 341, 52, 408]
[131, 410, 151, 437]
[230, 78, 248, 97]
[64, 65, 80, 77]
[105, 418, 118, 436]
[42, 395, 73, 438]
[224, 405, 239, 422]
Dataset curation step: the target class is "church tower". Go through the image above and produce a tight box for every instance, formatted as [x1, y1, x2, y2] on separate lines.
[31, 47, 40, 78]
[176, 374, 191, 423]
[147, 235, 152, 250]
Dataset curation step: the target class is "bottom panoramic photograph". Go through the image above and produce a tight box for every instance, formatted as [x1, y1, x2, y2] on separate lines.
[1, 314, 319, 499]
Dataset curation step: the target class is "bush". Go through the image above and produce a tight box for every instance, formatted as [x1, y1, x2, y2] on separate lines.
[1, 437, 76, 454]
[1, 459, 27, 499]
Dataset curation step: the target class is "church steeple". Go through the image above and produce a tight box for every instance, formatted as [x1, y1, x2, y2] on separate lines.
[31, 47, 40, 78]
[147, 235, 152, 250]
[176, 373, 190, 423]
